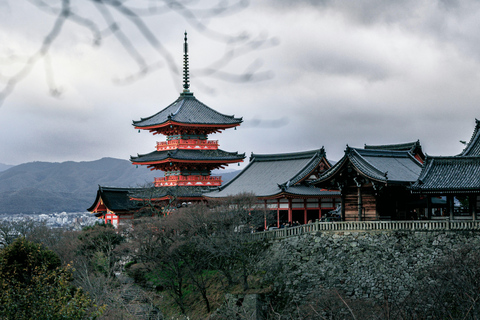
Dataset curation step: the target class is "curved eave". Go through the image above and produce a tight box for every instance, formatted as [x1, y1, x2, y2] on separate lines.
[411, 188, 480, 194]
[131, 158, 244, 166]
[134, 120, 241, 131]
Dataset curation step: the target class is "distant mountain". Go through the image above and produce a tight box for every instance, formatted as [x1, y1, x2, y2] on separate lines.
[0, 158, 240, 215]
[0, 163, 13, 172]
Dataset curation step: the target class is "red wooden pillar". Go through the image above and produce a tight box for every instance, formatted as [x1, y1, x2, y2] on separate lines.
[288, 199, 292, 223]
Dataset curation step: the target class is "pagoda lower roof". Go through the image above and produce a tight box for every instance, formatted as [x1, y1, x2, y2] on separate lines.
[129, 185, 211, 201]
[204, 148, 339, 198]
[130, 149, 245, 165]
[133, 92, 242, 130]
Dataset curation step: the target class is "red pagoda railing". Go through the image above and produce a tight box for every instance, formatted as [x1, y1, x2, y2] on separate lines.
[154, 175, 222, 187]
[157, 139, 219, 151]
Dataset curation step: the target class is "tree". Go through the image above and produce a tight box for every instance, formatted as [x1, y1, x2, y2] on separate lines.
[0, 237, 103, 319]
[1, 0, 276, 106]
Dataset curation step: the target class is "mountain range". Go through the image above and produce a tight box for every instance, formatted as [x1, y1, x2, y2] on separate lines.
[0, 158, 239, 215]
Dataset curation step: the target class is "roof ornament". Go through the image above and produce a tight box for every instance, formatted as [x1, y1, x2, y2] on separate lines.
[182, 31, 191, 95]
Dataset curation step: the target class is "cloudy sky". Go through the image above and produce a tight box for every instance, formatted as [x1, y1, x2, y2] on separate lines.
[0, 0, 479, 168]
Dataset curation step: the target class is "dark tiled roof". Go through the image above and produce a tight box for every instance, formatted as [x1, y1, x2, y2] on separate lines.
[411, 156, 480, 193]
[459, 119, 480, 156]
[205, 148, 339, 198]
[132, 93, 242, 127]
[130, 149, 245, 163]
[364, 140, 425, 162]
[129, 185, 209, 199]
[87, 186, 143, 213]
[364, 141, 420, 152]
[314, 147, 423, 185]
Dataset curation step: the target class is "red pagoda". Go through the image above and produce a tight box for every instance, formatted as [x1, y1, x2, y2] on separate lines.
[130, 32, 245, 207]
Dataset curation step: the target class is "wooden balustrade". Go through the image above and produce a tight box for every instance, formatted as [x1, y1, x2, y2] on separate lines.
[157, 139, 219, 150]
[246, 220, 480, 241]
[154, 175, 222, 187]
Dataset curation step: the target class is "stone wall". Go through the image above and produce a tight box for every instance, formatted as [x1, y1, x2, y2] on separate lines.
[262, 230, 480, 304]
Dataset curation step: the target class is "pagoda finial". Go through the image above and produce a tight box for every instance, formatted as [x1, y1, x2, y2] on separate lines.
[183, 31, 190, 93]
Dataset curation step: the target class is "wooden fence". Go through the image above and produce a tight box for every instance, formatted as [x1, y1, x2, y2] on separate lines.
[247, 220, 480, 241]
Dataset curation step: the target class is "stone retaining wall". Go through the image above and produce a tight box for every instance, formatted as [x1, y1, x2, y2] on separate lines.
[262, 230, 480, 304]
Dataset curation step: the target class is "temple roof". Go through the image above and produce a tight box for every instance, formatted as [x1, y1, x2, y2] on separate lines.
[411, 156, 480, 193]
[130, 148, 245, 164]
[205, 148, 339, 198]
[459, 119, 480, 156]
[87, 186, 143, 215]
[364, 140, 425, 162]
[314, 147, 423, 185]
[129, 185, 209, 200]
[132, 93, 242, 129]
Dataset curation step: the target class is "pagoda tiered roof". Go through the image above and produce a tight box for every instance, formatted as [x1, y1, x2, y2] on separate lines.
[130, 149, 245, 168]
[129, 185, 209, 201]
[205, 148, 338, 199]
[132, 93, 242, 134]
[314, 147, 423, 185]
[459, 119, 480, 156]
[411, 156, 480, 194]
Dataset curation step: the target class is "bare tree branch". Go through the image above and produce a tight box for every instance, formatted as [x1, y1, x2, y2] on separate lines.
[0, 0, 277, 106]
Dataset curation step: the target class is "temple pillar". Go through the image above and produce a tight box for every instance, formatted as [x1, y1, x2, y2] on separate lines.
[426, 196, 432, 219]
[470, 195, 476, 221]
[447, 195, 454, 220]
[358, 187, 363, 221]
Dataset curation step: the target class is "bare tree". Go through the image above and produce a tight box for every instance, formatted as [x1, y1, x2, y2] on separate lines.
[0, 0, 276, 106]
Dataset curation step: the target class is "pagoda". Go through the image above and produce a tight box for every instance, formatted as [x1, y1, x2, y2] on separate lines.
[130, 32, 245, 202]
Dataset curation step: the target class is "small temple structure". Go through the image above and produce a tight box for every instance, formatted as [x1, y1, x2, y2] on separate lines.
[312, 143, 424, 221]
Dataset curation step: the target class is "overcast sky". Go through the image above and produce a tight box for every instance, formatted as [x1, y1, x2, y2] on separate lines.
[0, 0, 479, 168]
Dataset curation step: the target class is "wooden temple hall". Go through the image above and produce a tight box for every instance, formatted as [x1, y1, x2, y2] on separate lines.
[88, 33, 480, 226]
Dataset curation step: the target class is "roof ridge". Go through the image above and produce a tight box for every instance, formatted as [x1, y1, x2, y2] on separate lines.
[251, 148, 325, 162]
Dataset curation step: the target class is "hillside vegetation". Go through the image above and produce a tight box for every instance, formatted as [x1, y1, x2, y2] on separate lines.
[0, 158, 238, 214]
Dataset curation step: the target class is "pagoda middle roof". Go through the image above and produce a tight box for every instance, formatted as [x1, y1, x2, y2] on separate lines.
[132, 93, 242, 128]
[314, 147, 423, 185]
[130, 149, 245, 164]
[459, 119, 480, 156]
[411, 156, 480, 193]
[205, 148, 339, 198]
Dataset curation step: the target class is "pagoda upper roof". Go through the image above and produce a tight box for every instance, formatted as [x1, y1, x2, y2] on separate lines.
[459, 119, 480, 156]
[87, 186, 144, 215]
[132, 93, 242, 130]
[205, 148, 339, 199]
[130, 148, 245, 164]
[313, 147, 423, 185]
[411, 156, 480, 194]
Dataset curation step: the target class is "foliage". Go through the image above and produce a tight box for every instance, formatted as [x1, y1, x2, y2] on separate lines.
[124, 194, 271, 317]
[0, 237, 104, 319]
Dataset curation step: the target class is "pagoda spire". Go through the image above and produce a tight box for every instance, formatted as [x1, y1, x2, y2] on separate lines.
[182, 31, 191, 95]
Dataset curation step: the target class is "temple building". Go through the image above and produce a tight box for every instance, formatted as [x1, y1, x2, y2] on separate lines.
[312, 143, 424, 221]
[87, 187, 143, 227]
[205, 149, 340, 226]
[410, 119, 480, 220]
